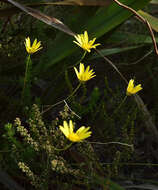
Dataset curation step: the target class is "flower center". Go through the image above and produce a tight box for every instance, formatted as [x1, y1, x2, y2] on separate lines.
[68, 133, 80, 142]
[82, 43, 91, 50]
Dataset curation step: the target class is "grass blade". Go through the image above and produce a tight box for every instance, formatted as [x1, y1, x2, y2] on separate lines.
[6, 0, 75, 36]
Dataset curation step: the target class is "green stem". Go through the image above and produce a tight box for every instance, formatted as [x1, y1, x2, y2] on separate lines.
[101, 162, 158, 167]
[23, 55, 30, 91]
[80, 83, 87, 103]
[69, 51, 87, 69]
[21, 54, 32, 104]
[86, 141, 133, 150]
[41, 83, 81, 114]
[66, 83, 81, 100]
[112, 95, 127, 117]
[76, 51, 87, 65]
[54, 143, 73, 152]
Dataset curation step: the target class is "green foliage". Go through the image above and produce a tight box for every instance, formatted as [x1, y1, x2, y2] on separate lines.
[1, 0, 158, 189]
[2, 104, 129, 189]
[34, 0, 151, 73]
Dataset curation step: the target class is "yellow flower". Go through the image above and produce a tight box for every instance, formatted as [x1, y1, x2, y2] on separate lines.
[59, 120, 92, 142]
[24, 37, 42, 54]
[126, 79, 142, 96]
[74, 63, 96, 82]
[73, 31, 100, 52]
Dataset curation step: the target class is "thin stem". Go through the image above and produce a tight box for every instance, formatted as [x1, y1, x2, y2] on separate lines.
[54, 143, 73, 152]
[95, 49, 128, 84]
[113, 0, 158, 56]
[66, 83, 81, 99]
[69, 51, 87, 69]
[21, 54, 31, 104]
[76, 51, 87, 65]
[87, 141, 133, 150]
[112, 95, 127, 117]
[64, 100, 81, 119]
[80, 83, 87, 104]
[23, 55, 30, 92]
[101, 162, 158, 167]
[124, 49, 153, 66]
[0, 150, 12, 153]
[41, 83, 81, 114]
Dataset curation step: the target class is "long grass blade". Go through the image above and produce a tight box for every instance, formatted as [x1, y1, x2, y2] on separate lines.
[6, 0, 75, 36]
[89, 45, 143, 60]
[51, 0, 111, 6]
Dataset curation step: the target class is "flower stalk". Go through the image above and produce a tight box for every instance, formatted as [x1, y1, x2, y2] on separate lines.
[112, 95, 127, 117]
[22, 54, 32, 105]
[74, 51, 87, 67]
[54, 143, 73, 152]
[22, 37, 42, 105]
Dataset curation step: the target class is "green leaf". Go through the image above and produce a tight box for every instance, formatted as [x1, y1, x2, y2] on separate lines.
[107, 32, 158, 44]
[138, 10, 158, 32]
[89, 45, 144, 60]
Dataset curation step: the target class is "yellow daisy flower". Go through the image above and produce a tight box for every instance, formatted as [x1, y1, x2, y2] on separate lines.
[59, 120, 92, 142]
[73, 31, 100, 52]
[74, 63, 96, 82]
[24, 37, 42, 54]
[126, 79, 143, 96]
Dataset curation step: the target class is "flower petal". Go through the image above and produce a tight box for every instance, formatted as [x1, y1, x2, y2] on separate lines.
[73, 31, 100, 52]
[69, 120, 74, 133]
